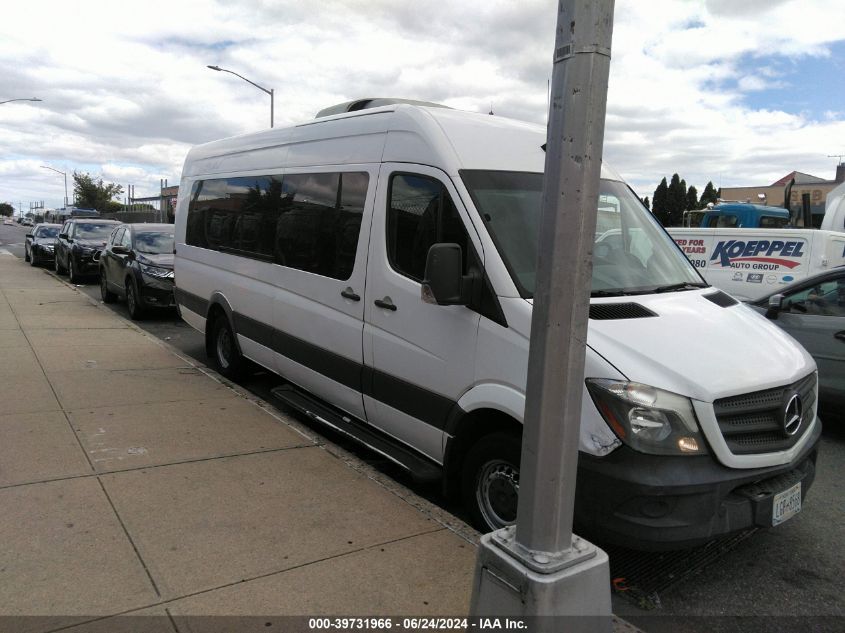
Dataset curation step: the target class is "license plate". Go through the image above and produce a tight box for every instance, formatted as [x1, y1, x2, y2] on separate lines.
[772, 482, 801, 526]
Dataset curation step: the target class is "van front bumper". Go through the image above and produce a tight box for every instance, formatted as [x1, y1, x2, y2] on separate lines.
[574, 418, 821, 551]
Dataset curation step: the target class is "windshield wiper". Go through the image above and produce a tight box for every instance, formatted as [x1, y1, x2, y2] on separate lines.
[651, 282, 709, 293]
[590, 289, 630, 297]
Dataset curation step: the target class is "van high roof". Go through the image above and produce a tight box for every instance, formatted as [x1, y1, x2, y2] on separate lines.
[183, 102, 622, 182]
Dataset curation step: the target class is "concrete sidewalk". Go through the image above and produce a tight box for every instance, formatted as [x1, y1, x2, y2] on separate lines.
[0, 254, 635, 633]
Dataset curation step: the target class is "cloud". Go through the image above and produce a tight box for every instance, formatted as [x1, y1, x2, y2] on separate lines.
[1, 0, 843, 208]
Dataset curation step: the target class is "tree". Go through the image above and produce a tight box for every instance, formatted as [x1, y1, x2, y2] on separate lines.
[667, 173, 686, 225]
[686, 185, 698, 212]
[72, 172, 124, 213]
[0, 202, 14, 217]
[642, 196, 650, 210]
[699, 181, 718, 208]
[652, 178, 669, 225]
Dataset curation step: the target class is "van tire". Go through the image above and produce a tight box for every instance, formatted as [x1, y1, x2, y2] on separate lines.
[210, 314, 246, 380]
[461, 432, 522, 533]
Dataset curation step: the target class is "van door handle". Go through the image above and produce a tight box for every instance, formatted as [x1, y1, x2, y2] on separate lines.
[341, 287, 360, 301]
[835, 331, 845, 342]
[374, 297, 397, 311]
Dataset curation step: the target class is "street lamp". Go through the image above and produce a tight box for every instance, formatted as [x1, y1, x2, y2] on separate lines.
[41, 166, 68, 207]
[0, 97, 42, 105]
[207, 65, 274, 128]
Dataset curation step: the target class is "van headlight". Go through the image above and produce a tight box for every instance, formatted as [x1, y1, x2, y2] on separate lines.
[586, 379, 707, 455]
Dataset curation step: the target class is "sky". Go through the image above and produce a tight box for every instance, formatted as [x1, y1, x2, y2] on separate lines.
[1, 0, 843, 210]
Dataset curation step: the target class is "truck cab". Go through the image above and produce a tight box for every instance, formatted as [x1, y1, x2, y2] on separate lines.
[701, 203, 791, 229]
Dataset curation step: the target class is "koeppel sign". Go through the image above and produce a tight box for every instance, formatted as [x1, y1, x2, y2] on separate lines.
[709, 239, 806, 270]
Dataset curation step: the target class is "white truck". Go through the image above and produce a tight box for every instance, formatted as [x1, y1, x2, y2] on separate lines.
[668, 188, 845, 300]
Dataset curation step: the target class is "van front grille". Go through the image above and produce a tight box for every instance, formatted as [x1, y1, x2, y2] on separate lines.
[714, 373, 815, 455]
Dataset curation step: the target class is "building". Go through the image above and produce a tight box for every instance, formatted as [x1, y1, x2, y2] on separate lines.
[719, 164, 845, 227]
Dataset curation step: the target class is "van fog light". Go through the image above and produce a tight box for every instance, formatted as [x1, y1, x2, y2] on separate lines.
[678, 437, 700, 453]
[628, 408, 671, 442]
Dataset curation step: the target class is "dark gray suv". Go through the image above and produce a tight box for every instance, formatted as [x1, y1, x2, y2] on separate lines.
[54, 218, 120, 282]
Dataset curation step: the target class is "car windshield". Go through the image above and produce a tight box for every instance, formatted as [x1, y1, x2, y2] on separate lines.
[36, 226, 59, 238]
[73, 223, 116, 240]
[460, 171, 705, 297]
[134, 230, 175, 254]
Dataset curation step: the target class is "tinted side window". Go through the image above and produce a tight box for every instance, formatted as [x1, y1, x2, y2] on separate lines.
[186, 172, 368, 281]
[760, 216, 790, 228]
[387, 173, 468, 282]
[112, 228, 125, 246]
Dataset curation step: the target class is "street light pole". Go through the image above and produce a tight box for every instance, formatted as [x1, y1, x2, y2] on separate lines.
[40, 166, 68, 207]
[0, 97, 42, 105]
[207, 65, 274, 128]
[470, 1, 615, 631]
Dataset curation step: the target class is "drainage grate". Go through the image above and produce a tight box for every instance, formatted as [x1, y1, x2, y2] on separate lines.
[605, 529, 759, 610]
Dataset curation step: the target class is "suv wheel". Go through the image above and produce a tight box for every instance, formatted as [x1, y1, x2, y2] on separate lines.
[100, 270, 116, 303]
[24, 247, 30, 263]
[462, 432, 522, 533]
[68, 258, 80, 283]
[54, 253, 67, 275]
[125, 279, 144, 320]
[210, 314, 246, 380]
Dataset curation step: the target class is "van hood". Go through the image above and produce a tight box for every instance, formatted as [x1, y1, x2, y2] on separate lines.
[580, 289, 815, 402]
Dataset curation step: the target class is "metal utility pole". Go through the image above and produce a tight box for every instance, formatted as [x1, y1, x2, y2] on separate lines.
[40, 165, 68, 207]
[207, 65, 274, 128]
[470, 1, 615, 631]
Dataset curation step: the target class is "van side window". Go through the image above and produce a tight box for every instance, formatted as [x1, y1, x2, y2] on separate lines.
[387, 173, 468, 282]
[186, 172, 368, 281]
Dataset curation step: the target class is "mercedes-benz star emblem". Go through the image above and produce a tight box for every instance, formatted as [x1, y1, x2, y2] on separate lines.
[783, 393, 803, 437]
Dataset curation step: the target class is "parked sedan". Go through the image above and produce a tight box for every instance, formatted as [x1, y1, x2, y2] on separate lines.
[24, 223, 61, 266]
[54, 218, 121, 282]
[99, 223, 175, 319]
[750, 266, 845, 418]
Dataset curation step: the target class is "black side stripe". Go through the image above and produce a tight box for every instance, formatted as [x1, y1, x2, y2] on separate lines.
[175, 288, 210, 316]
[363, 366, 454, 432]
[232, 311, 454, 431]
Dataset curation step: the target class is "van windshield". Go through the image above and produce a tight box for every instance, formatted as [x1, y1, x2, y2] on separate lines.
[460, 171, 705, 298]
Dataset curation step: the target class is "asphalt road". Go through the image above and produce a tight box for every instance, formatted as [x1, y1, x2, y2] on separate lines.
[2, 220, 843, 630]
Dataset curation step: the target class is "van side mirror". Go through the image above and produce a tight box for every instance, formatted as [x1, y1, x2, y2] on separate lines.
[766, 294, 784, 320]
[59, 233, 68, 240]
[421, 243, 472, 306]
[112, 245, 130, 255]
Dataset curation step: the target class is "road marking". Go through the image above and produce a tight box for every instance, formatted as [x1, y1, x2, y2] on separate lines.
[0, 248, 13, 256]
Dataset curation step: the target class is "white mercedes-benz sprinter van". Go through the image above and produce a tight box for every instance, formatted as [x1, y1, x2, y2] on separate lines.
[174, 100, 820, 549]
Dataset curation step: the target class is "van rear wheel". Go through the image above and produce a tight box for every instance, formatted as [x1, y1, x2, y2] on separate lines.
[462, 432, 522, 533]
[210, 314, 246, 380]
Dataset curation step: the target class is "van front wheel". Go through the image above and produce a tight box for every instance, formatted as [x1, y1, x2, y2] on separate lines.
[210, 314, 246, 380]
[462, 432, 521, 533]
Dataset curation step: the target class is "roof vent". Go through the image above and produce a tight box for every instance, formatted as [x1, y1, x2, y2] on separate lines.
[589, 303, 657, 320]
[315, 98, 449, 118]
[703, 290, 738, 307]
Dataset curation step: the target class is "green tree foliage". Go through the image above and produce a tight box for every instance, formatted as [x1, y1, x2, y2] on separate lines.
[72, 172, 124, 213]
[699, 181, 718, 208]
[0, 202, 14, 217]
[642, 196, 650, 210]
[686, 185, 698, 212]
[667, 173, 686, 225]
[652, 178, 669, 225]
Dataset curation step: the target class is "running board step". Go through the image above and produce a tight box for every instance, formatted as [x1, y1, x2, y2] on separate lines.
[270, 384, 443, 484]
